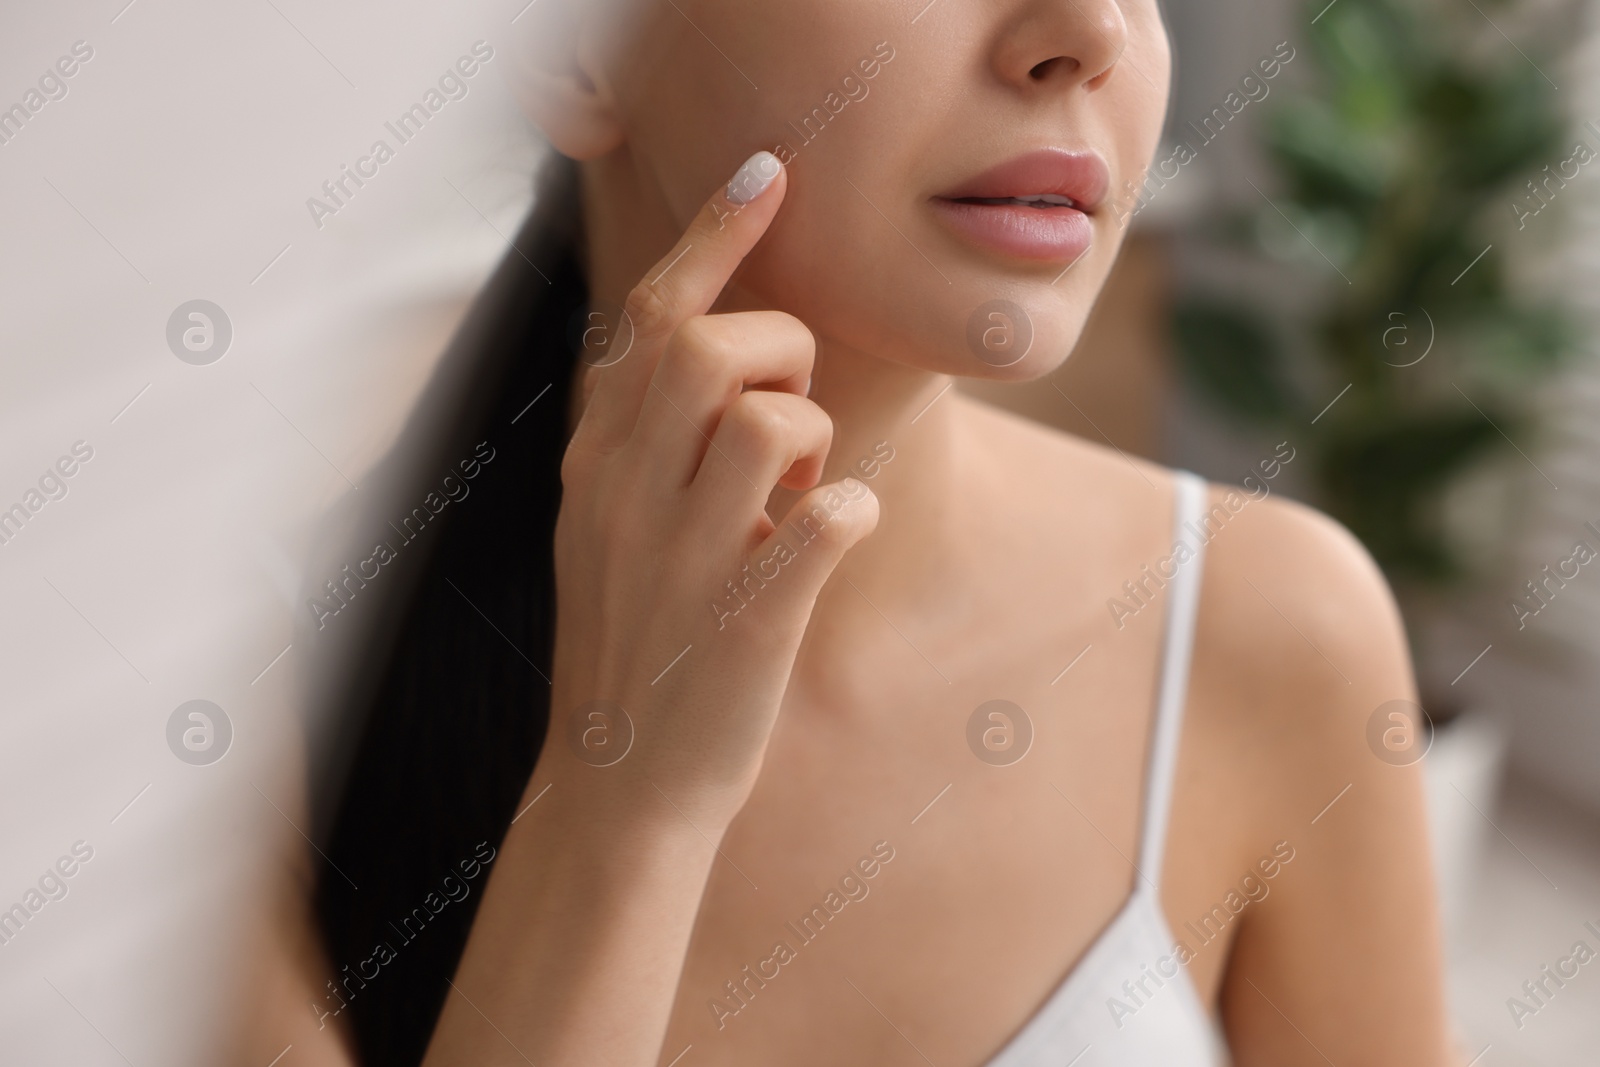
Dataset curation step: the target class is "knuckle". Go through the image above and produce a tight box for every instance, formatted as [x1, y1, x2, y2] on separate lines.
[560, 424, 618, 486]
[667, 318, 733, 381]
[770, 310, 815, 349]
[741, 311, 814, 366]
[559, 439, 594, 490]
[799, 399, 835, 442]
[670, 314, 718, 354]
[725, 393, 789, 452]
[623, 282, 672, 340]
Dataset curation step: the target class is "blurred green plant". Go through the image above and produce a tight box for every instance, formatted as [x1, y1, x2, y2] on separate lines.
[1174, 0, 1578, 587]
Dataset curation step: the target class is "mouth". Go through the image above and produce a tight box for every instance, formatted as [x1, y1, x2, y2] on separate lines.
[929, 148, 1110, 263]
[948, 194, 1084, 209]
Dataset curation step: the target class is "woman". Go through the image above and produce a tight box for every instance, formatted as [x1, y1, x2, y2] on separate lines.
[262, 0, 1456, 1063]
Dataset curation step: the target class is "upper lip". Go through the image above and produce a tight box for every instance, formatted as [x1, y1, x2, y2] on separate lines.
[935, 148, 1111, 213]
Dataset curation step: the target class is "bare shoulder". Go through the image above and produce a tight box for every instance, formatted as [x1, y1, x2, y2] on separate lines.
[1185, 468, 1420, 819]
[1172, 475, 1454, 1060]
[955, 392, 1416, 734]
[1199, 473, 1414, 713]
[950, 397, 1451, 1054]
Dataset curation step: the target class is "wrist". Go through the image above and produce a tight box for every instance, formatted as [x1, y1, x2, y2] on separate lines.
[540, 685, 761, 834]
[518, 755, 748, 852]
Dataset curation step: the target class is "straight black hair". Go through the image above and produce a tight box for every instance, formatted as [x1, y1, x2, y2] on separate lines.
[312, 153, 586, 1066]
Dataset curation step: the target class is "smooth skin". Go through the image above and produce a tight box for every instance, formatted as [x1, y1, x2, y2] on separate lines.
[239, 1, 1456, 1064]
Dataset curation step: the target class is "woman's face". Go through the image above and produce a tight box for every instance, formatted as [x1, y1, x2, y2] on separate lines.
[595, 0, 1171, 381]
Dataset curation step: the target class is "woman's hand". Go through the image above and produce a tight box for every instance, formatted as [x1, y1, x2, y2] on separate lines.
[550, 149, 878, 826]
[422, 153, 876, 1067]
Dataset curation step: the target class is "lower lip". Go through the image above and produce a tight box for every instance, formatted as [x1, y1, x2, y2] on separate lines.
[929, 199, 1093, 263]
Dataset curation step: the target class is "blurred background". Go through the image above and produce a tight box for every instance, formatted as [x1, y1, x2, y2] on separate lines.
[1, 0, 1596, 1063]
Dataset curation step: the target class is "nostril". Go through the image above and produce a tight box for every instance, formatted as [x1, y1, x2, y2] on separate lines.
[1028, 56, 1078, 80]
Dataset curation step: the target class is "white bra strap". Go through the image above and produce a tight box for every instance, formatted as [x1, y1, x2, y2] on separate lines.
[1136, 470, 1209, 889]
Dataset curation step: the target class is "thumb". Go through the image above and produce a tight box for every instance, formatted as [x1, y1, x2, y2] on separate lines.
[738, 478, 880, 624]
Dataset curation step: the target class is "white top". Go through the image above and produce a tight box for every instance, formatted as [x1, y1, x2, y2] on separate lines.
[983, 470, 1225, 1066]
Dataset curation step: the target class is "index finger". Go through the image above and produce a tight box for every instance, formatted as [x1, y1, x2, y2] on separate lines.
[577, 150, 788, 450]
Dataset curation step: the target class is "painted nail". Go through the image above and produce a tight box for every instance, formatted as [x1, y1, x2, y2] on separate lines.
[727, 150, 782, 206]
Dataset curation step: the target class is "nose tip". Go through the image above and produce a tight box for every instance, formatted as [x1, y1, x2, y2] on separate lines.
[1009, 0, 1129, 91]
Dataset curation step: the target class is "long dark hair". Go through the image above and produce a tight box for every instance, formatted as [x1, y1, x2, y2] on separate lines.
[311, 152, 584, 1066]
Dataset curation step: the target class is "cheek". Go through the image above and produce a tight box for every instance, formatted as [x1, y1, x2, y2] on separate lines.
[1091, 7, 1173, 191]
[617, 1, 893, 225]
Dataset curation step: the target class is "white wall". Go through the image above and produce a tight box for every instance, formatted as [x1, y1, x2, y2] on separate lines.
[0, 3, 542, 1062]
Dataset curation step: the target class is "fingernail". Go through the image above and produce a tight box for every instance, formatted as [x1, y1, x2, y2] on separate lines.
[804, 375, 813, 397]
[727, 150, 782, 206]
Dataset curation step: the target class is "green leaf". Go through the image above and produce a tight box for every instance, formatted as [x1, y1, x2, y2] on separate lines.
[1425, 66, 1566, 191]
[1264, 99, 1392, 208]
[1460, 305, 1572, 377]
[1171, 302, 1299, 424]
